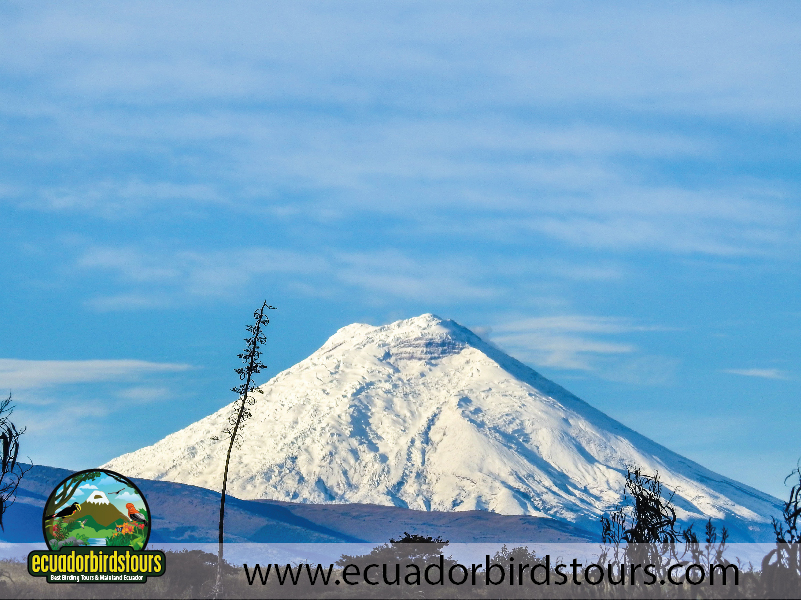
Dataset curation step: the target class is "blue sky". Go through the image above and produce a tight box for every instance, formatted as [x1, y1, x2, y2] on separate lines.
[1, 2, 800, 500]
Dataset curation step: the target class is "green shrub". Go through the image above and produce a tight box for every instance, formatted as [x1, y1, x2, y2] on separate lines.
[106, 531, 144, 550]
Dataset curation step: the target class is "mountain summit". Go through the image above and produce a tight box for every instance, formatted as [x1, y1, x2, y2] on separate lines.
[104, 314, 780, 539]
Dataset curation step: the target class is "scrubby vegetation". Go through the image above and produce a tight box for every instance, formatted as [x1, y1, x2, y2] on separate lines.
[2, 465, 800, 598]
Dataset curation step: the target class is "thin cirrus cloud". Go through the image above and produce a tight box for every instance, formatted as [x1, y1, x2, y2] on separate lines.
[0, 359, 193, 389]
[77, 245, 328, 309]
[3, 4, 800, 119]
[34, 179, 222, 216]
[488, 315, 673, 377]
[13, 384, 178, 440]
[490, 315, 641, 371]
[512, 184, 799, 258]
[117, 386, 173, 403]
[3, 4, 799, 269]
[721, 368, 790, 380]
[76, 245, 503, 309]
[494, 315, 669, 334]
[25, 156, 797, 267]
[13, 395, 115, 438]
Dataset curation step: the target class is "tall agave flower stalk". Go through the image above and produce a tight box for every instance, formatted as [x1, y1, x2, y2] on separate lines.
[213, 301, 276, 598]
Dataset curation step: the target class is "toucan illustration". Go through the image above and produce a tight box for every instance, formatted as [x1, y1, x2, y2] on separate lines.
[126, 503, 148, 526]
[44, 502, 81, 521]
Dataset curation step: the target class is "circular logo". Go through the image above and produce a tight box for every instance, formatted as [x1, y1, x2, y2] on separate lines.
[42, 469, 151, 551]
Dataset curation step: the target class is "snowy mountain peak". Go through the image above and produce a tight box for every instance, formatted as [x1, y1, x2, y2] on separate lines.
[103, 314, 781, 540]
[319, 313, 479, 362]
[86, 490, 110, 505]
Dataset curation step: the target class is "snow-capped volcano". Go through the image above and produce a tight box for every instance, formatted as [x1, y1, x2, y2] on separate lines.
[86, 490, 110, 505]
[103, 314, 780, 539]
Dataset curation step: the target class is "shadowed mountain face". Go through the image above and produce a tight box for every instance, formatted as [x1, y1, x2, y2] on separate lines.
[102, 314, 781, 540]
[2, 466, 596, 544]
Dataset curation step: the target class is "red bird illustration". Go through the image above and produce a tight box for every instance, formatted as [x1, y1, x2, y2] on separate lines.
[125, 503, 148, 526]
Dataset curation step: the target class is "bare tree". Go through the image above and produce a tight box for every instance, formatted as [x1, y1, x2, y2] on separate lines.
[762, 462, 801, 595]
[0, 393, 31, 531]
[772, 462, 801, 545]
[213, 301, 276, 598]
[600, 467, 691, 581]
[601, 467, 682, 545]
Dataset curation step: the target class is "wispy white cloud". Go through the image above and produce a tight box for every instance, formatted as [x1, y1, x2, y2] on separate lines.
[79, 246, 325, 283]
[117, 386, 172, 403]
[494, 316, 669, 335]
[2, 4, 799, 264]
[86, 293, 175, 311]
[521, 191, 799, 257]
[540, 261, 625, 282]
[493, 334, 634, 371]
[600, 355, 681, 386]
[490, 315, 642, 371]
[333, 250, 499, 303]
[3, 4, 800, 118]
[338, 271, 497, 303]
[78, 246, 328, 309]
[721, 368, 789, 380]
[0, 359, 192, 389]
[73, 484, 98, 497]
[14, 396, 113, 436]
[488, 315, 677, 384]
[24, 179, 222, 217]
[16, 115, 797, 261]
[76, 245, 504, 308]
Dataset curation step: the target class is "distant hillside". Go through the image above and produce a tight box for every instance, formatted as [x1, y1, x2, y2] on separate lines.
[2, 465, 596, 545]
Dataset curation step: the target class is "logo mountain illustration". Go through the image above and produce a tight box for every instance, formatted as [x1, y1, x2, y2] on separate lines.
[79, 495, 127, 528]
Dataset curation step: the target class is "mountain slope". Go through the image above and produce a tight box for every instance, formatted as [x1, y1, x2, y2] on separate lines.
[103, 314, 781, 540]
